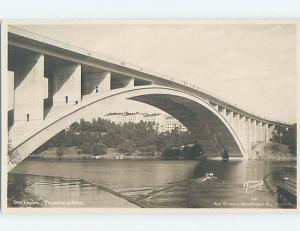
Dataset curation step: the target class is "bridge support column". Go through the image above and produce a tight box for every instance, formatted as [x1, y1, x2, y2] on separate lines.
[251, 119, 257, 146]
[265, 123, 270, 142]
[8, 71, 15, 127]
[111, 75, 134, 89]
[267, 124, 275, 142]
[233, 113, 239, 134]
[262, 123, 267, 142]
[14, 54, 46, 124]
[218, 107, 226, 118]
[100, 71, 111, 91]
[51, 64, 81, 106]
[122, 77, 134, 87]
[246, 117, 252, 155]
[257, 121, 263, 142]
[238, 115, 247, 153]
[226, 110, 233, 128]
[8, 71, 14, 111]
[82, 71, 111, 98]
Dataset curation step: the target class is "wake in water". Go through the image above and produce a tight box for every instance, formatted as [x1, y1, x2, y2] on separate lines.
[119, 174, 277, 208]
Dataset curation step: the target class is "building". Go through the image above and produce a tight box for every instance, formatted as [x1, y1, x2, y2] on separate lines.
[103, 112, 187, 133]
[165, 115, 187, 132]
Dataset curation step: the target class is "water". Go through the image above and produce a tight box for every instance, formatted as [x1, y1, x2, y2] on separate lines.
[9, 158, 296, 208]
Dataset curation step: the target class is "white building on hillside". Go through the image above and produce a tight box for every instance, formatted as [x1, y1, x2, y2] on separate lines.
[103, 112, 187, 133]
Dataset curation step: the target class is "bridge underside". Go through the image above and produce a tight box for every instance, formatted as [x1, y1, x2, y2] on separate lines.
[130, 94, 242, 158]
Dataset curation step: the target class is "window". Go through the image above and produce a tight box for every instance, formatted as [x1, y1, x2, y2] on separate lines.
[26, 114, 30, 122]
[96, 86, 99, 93]
[65, 96, 68, 103]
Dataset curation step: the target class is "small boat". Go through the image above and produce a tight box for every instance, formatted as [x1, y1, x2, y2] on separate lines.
[205, 172, 215, 179]
[221, 146, 229, 161]
[194, 172, 218, 183]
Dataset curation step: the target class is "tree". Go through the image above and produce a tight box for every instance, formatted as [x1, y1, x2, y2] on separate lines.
[117, 139, 135, 155]
[271, 124, 297, 155]
[79, 119, 92, 132]
[69, 121, 80, 133]
[102, 132, 124, 148]
[8, 137, 20, 165]
[162, 147, 181, 160]
[139, 144, 157, 156]
[56, 146, 64, 159]
[34, 117, 200, 158]
[91, 142, 107, 156]
[154, 136, 167, 152]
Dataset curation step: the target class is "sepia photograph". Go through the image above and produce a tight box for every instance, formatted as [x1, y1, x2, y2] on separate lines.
[1, 21, 298, 211]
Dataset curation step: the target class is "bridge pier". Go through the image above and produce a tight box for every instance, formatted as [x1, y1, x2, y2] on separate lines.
[218, 106, 226, 118]
[238, 115, 248, 154]
[12, 53, 47, 125]
[111, 74, 134, 89]
[246, 117, 251, 155]
[265, 123, 271, 142]
[213, 104, 219, 111]
[226, 110, 233, 127]
[251, 119, 257, 147]
[256, 121, 262, 142]
[8, 71, 14, 127]
[267, 124, 275, 142]
[82, 70, 111, 99]
[8, 71, 14, 111]
[232, 112, 238, 133]
[50, 63, 82, 107]
[262, 123, 267, 142]
[124, 77, 134, 87]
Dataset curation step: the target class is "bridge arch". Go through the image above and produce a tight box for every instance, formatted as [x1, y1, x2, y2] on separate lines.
[9, 86, 246, 171]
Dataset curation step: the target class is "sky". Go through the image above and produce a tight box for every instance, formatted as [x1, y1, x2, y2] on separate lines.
[17, 22, 297, 123]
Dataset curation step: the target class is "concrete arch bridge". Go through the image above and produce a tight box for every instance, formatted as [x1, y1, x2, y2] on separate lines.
[5, 26, 292, 171]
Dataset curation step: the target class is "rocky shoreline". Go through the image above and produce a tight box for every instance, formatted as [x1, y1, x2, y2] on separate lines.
[30, 142, 296, 161]
[30, 146, 160, 160]
[249, 143, 296, 161]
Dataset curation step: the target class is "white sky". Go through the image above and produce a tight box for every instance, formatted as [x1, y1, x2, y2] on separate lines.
[18, 23, 297, 123]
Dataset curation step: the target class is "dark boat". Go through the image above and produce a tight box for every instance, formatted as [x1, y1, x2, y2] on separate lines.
[162, 143, 206, 160]
[221, 146, 229, 161]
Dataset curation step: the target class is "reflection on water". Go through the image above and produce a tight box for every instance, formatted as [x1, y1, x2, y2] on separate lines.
[9, 159, 296, 208]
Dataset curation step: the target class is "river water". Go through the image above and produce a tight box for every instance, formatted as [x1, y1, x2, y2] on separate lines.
[8, 158, 296, 208]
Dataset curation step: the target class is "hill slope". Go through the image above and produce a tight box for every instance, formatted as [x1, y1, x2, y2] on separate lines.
[250, 142, 296, 160]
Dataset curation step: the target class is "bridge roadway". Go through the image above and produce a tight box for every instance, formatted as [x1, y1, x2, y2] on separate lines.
[4, 26, 293, 171]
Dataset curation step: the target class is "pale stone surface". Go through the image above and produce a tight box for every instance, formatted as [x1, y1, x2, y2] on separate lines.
[52, 64, 81, 106]
[8, 71, 14, 111]
[82, 71, 111, 99]
[14, 54, 45, 123]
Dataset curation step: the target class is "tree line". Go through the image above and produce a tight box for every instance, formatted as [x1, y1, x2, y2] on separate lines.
[34, 118, 199, 158]
[271, 124, 297, 155]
